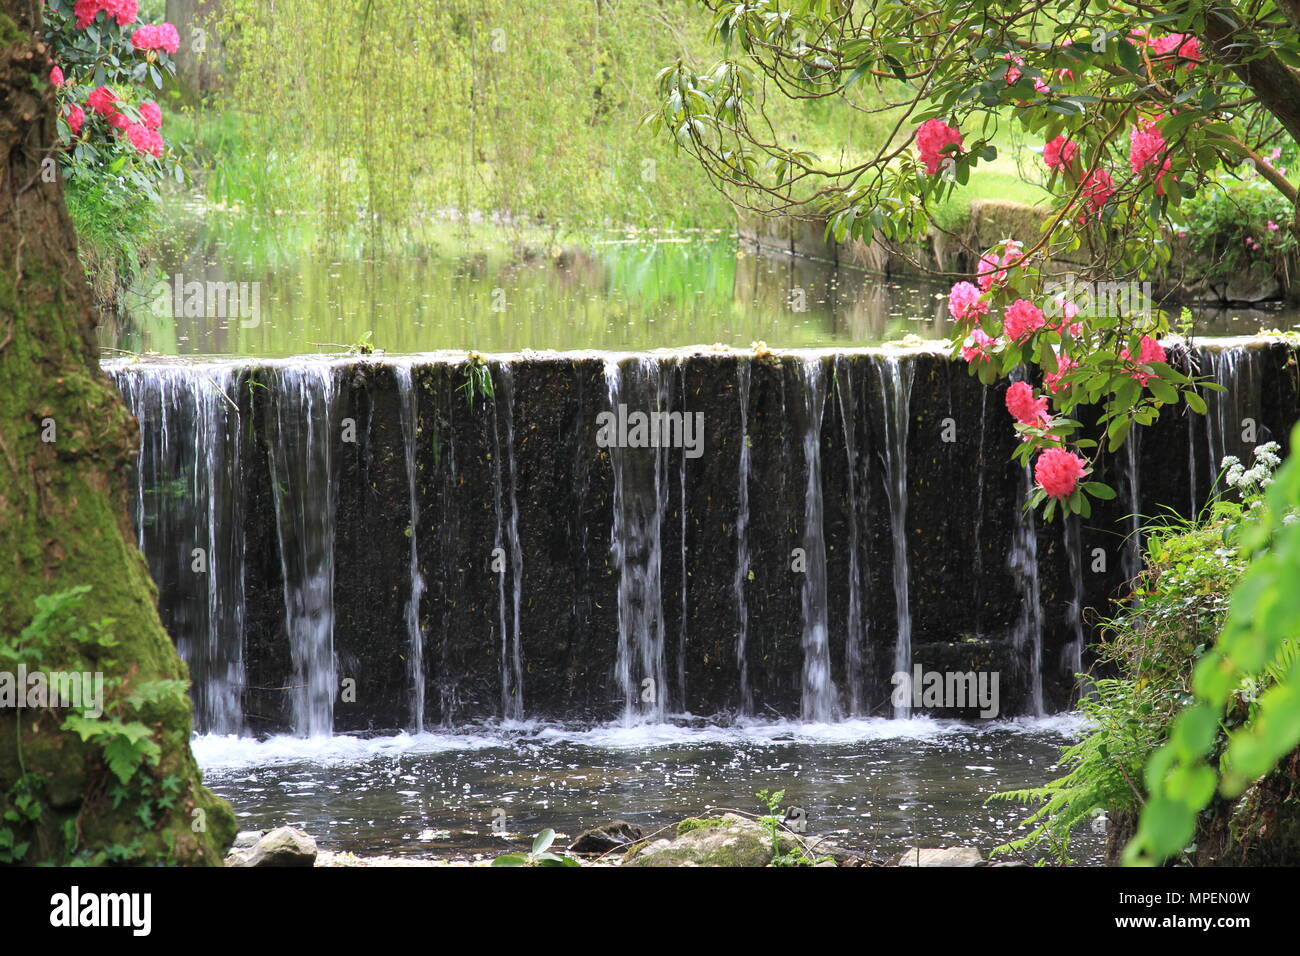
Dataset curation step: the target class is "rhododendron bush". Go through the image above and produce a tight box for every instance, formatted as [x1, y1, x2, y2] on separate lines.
[648, 1, 1298, 519]
[43, 0, 182, 202]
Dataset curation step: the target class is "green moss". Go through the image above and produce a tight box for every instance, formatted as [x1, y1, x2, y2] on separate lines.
[676, 816, 725, 836]
[0, 14, 23, 47]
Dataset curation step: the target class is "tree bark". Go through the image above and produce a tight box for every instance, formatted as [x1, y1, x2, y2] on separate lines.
[0, 0, 234, 864]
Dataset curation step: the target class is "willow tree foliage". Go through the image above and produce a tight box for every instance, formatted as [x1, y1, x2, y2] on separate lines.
[216, 0, 758, 241]
[648, 0, 1300, 865]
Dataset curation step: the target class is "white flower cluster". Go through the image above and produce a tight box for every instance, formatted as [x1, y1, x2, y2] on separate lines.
[1222, 442, 1282, 499]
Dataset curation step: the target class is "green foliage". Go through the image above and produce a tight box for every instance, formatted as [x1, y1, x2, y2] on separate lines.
[991, 439, 1298, 864]
[649, 1, 1298, 519]
[491, 828, 581, 867]
[1181, 173, 1299, 283]
[0, 588, 193, 865]
[44, 0, 183, 301]
[1130, 427, 1300, 864]
[459, 353, 495, 409]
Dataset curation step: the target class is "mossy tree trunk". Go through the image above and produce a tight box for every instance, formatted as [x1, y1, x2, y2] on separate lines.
[0, 0, 233, 864]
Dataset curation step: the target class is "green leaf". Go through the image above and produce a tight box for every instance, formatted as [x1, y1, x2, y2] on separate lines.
[531, 828, 556, 855]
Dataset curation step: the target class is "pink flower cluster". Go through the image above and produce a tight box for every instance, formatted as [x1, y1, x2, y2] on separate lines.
[977, 240, 1024, 292]
[1043, 354, 1078, 394]
[1043, 135, 1077, 172]
[947, 280, 988, 324]
[1129, 118, 1170, 189]
[1119, 335, 1167, 386]
[1003, 299, 1046, 342]
[1035, 448, 1086, 499]
[1079, 168, 1115, 216]
[132, 22, 181, 54]
[74, 0, 138, 29]
[78, 85, 165, 156]
[50, 65, 65, 86]
[1006, 381, 1051, 427]
[1148, 33, 1200, 70]
[961, 328, 995, 364]
[915, 119, 963, 175]
[65, 103, 85, 136]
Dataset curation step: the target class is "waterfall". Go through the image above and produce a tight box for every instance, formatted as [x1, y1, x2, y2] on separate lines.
[733, 363, 753, 716]
[834, 356, 867, 715]
[265, 363, 338, 738]
[798, 357, 838, 722]
[1206, 346, 1261, 493]
[494, 365, 525, 721]
[110, 363, 247, 735]
[606, 357, 668, 724]
[395, 363, 426, 732]
[1008, 468, 1045, 717]
[1122, 427, 1143, 596]
[875, 355, 914, 718]
[1063, 515, 1086, 700]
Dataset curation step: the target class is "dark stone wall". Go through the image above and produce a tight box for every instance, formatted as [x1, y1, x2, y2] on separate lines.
[108, 340, 1300, 734]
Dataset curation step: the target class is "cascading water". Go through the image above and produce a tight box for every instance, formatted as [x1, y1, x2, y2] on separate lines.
[798, 358, 838, 723]
[733, 362, 753, 716]
[834, 356, 867, 715]
[494, 365, 525, 721]
[606, 358, 669, 724]
[1206, 346, 1262, 491]
[110, 362, 247, 735]
[395, 362, 427, 732]
[265, 363, 338, 738]
[1122, 427, 1143, 595]
[1063, 515, 1086, 700]
[874, 355, 914, 718]
[1008, 468, 1045, 717]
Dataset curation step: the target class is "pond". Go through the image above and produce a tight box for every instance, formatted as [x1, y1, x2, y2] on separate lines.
[98, 222, 1299, 357]
[194, 716, 1100, 863]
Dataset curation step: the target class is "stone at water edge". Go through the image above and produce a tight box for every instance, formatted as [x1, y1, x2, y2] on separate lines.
[226, 826, 318, 867]
[569, 821, 646, 855]
[624, 813, 801, 867]
[896, 847, 983, 867]
[233, 830, 265, 850]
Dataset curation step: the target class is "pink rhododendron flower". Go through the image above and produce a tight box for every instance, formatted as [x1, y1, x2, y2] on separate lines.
[73, 0, 138, 28]
[1043, 354, 1078, 394]
[1129, 119, 1170, 188]
[1149, 33, 1200, 69]
[1035, 448, 1086, 499]
[87, 85, 118, 115]
[139, 101, 162, 130]
[1006, 381, 1051, 427]
[1003, 299, 1046, 342]
[50, 65, 64, 87]
[915, 119, 963, 175]
[126, 122, 164, 157]
[1049, 296, 1083, 337]
[132, 22, 181, 54]
[1002, 54, 1024, 85]
[1268, 220, 1280, 232]
[1079, 168, 1115, 215]
[1120, 335, 1167, 386]
[107, 111, 130, 131]
[961, 328, 996, 364]
[947, 280, 988, 324]
[65, 103, 85, 136]
[1043, 135, 1077, 172]
[1033, 77, 1050, 93]
[976, 240, 1025, 291]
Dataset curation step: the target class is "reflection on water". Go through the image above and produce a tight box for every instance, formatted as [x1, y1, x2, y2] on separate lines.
[101, 227, 1300, 357]
[196, 717, 1103, 863]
